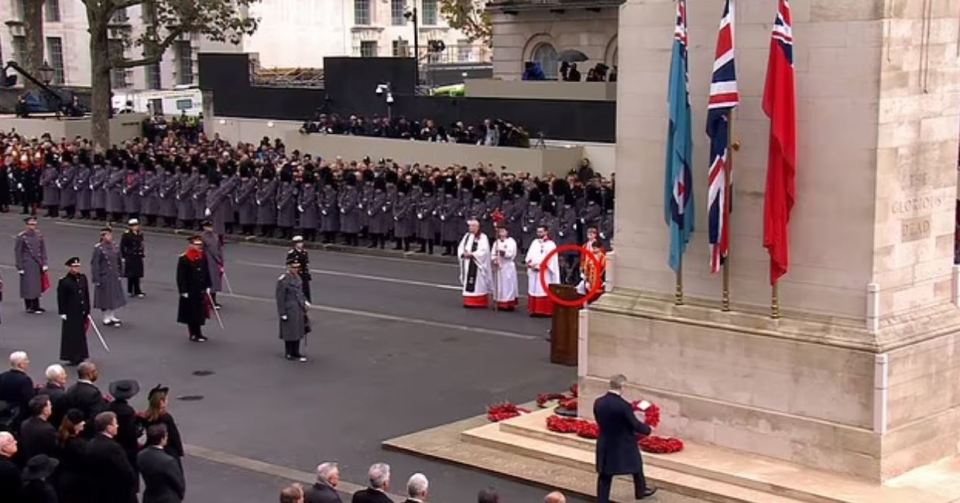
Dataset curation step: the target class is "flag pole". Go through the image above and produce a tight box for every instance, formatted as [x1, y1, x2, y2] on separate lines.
[675, 258, 684, 305]
[771, 281, 781, 319]
[722, 111, 738, 312]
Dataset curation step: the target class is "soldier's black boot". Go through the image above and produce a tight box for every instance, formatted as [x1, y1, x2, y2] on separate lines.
[367, 234, 378, 248]
[394, 239, 403, 250]
[404, 239, 410, 252]
[418, 239, 427, 253]
[427, 240, 434, 255]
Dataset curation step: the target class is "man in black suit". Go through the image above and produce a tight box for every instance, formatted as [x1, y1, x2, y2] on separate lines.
[64, 361, 108, 438]
[138, 423, 186, 503]
[0, 350, 34, 431]
[593, 374, 657, 502]
[351, 462, 393, 503]
[37, 364, 68, 428]
[0, 432, 21, 500]
[85, 411, 138, 503]
[305, 461, 342, 503]
[19, 395, 57, 462]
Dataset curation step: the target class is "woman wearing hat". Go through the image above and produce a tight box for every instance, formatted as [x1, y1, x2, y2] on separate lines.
[57, 257, 90, 365]
[56, 409, 88, 503]
[21, 454, 59, 503]
[107, 380, 141, 471]
[140, 385, 184, 467]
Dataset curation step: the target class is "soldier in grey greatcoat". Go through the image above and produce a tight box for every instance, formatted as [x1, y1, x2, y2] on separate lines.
[74, 157, 92, 220]
[14, 216, 49, 313]
[158, 163, 179, 227]
[392, 181, 415, 252]
[359, 171, 375, 239]
[200, 221, 224, 308]
[297, 171, 319, 241]
[122, 160, 142, 219]
[192, 166, 209, 227]
[205, 173, 229, 236]
[337, 174, 360, 245]
[105, 160, 126, 222]
[276, 257, 308, 362]
[40, 159, 60, 218]
[507, 182, 526, 248]
[256, 167, 279, 237]
[366, 177, 388, 249]
[522, 189, 544, 253]
[90, 157, 108, 221]
[141, 163, 160, 227]
[416, 180, 437, 254]
[58, 155, 77, 219]
[235, 164, 258, 236]
[276, 170, 297, 240]
[175, 164, 197, 228]
[90, 227, 126, 326]
[222, 162, 240, 234]
[438, 179, 461, 256]
[319, 176, 339, 243]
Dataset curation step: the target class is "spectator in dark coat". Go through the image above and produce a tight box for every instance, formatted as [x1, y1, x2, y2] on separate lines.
[351, 463, 392, 503]
[138, 423, 186, 503]
[19, 395, 58, 462]
[63, 362, 107, 438]
[305, 461, 342, 503]
[21, 454, 60, 503]
[106, 380, 141, 472]
[56, 409, 88, 503]
[38, 364, 69, 429]
[593, 375, 657, 503]
[0, 350, 34, 431]
[0, 432, 21, 500]
[140, 385, 184, 467]
[85, 411, 137, 503]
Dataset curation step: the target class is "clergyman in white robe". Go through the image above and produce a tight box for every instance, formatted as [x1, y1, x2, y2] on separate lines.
[491, 229, 519, 311]
[524, 231, 560, 317]
[457, 220, 492, 308]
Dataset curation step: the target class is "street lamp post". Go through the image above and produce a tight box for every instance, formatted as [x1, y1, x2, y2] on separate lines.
[39, 61, 55, 85]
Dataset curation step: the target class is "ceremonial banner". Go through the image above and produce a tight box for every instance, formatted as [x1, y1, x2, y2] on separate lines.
[664, 0, 694, 273]
[762, 0, 797, 285]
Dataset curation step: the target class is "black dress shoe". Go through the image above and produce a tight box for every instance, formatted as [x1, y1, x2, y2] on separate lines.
[638, 488, 658, 499]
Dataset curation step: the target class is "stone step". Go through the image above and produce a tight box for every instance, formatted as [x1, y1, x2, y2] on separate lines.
[463, 420, 807, 503]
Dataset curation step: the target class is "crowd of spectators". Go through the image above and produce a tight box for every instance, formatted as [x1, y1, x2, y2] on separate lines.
[300, 113, 531, 148]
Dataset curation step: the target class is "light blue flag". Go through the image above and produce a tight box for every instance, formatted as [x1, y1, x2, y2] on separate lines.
[664, 0, 694, 273]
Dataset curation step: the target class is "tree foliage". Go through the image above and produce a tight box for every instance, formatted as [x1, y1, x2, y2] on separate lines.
[438, 0, 491, 46]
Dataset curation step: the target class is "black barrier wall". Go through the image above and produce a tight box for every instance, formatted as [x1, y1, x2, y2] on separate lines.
[199, 53, 615, 143]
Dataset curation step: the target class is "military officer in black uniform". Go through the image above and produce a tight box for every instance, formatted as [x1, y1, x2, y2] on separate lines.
[286, 236, 312, 303]
[120, 218, 146, 297]
[176, 235, 211, 342]
[57, 257, 90, 365]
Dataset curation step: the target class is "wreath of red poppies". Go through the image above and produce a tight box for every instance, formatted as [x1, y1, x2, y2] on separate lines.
[487, 385, 683, 454]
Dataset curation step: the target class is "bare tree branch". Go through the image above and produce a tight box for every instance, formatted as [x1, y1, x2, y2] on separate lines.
[110, 27, 184, 68]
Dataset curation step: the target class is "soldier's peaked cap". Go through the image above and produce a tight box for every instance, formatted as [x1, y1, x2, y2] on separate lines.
[64, 257, 80, 266]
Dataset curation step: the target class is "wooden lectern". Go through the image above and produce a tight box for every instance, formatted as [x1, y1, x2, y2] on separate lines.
[549, 284, 579, 366]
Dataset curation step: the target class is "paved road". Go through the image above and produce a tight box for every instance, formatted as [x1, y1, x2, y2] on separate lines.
[0, 215, 583, 502]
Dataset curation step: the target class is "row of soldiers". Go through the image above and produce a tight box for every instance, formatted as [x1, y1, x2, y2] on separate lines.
[23, 150, 616, 255]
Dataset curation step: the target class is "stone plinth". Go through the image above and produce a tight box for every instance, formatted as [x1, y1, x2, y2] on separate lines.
[589, 0, 960, 483]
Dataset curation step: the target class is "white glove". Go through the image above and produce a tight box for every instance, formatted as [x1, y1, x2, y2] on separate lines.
[206, 288, 212, 294]
[42, 266, 48, 272]
[204, 208, 211, 217]
[60, 314, 67, 320]
[94, 283, 101, 288]
[18, 270, 24, 275]
[281, 315, 288, 321]
[181, 293, 189, 298]
[298, 205, 304, 212]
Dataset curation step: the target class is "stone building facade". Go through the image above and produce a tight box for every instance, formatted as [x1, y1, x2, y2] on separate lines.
[487, 0, 621, 80]
[0, 0, 237, 90]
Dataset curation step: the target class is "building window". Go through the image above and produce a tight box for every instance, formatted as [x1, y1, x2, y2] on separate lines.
[392, 39, 409, 57]
[14, 0, 26, 21]
[422, 0, 437, 25]
[354, 0, 370, 25]
[145, 62, 161, 90]
[532, 43, 559, 80]
[112, 7, 129, 22]
[46, 37, 65, 84]
[44, 0, 60, 22]
[11, 36, 26, 66]
[176, 41, 194, 85]
[360, 41, 378, 58]
[108, 39, 129, 88]
[391, 0, 405, 25]
[457, 39, 471, 62]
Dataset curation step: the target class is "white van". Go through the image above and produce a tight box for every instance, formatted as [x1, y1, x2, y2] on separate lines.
[112, 87, 203, 117]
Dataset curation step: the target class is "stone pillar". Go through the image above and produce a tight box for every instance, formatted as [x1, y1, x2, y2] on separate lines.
[585, 0, 960, 482]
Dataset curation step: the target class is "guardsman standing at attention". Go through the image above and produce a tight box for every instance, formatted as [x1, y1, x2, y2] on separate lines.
[91, 227, 126, 327]
[57, 257, 90, 366]
[15, 216, 48, 314]
[120, 219, 146, 298]
[286, 236, 312, 303]
[276, 258, 309, 362]
[177, 235, 211, 342]
[200, 220, 224, 309]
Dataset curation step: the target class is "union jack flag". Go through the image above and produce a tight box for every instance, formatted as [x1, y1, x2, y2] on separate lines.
[707, 0, 738, 274]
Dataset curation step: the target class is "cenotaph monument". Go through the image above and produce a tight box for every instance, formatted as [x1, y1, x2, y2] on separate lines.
[584, 0, 960, 482]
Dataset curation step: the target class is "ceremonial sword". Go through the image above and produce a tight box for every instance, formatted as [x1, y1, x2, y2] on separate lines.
[86, 315, 111, 353]
[207, 290, 225, 329]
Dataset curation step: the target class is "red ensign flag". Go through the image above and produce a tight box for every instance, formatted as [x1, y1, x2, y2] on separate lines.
[762, 0, 796, 285]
